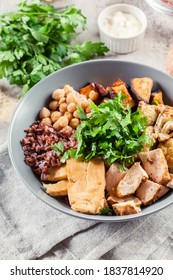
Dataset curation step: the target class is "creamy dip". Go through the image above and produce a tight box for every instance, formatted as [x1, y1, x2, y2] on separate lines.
[104, 11, 142, 38]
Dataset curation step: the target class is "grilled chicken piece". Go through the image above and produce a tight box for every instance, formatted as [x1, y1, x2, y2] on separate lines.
[112, 201, 141, 216]
[105, 162, 127, 195]
[158, 138, 173, 170]
[43, 165, 67, 182]
[67, 158, 105, 214]
[42, 180, 68, 196]
[116, 162, 148, 198]
[107, 195, 141, 207]
[166, 173, 173, 189]
[138, 101, 159, 126]
[157, 185, 169, 198]
[136, 180, 169, 205]
[139, 148, 170, 184]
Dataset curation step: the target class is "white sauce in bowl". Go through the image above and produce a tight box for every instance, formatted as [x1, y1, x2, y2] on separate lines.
[104, 11, 142, 38]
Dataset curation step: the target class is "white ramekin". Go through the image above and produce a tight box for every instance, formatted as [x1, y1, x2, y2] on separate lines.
[98, 4, 148, 54]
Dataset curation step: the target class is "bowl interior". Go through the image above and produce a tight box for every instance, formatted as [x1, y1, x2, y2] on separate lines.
[8, 59, 173, 222]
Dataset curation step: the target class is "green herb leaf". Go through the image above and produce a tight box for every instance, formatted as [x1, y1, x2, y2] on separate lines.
[0, 0, 109, 97]
[100, 206, 112, 215]
[51, 141, 64, 155]
[67, 92, 151, 166]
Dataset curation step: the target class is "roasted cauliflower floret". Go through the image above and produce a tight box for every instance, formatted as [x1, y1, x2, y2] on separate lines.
[158, 138, 173, 170]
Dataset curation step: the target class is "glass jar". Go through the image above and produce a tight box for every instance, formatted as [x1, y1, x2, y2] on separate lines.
[145, 0, 173, 15]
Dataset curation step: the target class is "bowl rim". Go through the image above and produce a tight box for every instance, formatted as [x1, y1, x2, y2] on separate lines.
[8, 58, 173, 222]
[97, 3, 148, 41]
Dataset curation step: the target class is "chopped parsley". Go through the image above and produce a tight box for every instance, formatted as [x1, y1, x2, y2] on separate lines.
[63, 92, 152, 167]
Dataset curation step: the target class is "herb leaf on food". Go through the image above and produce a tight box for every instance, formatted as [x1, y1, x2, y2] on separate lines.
[63, 92, 152, 166]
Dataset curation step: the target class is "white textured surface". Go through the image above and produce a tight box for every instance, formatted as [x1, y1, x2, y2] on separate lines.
[0, 0, 173, 260]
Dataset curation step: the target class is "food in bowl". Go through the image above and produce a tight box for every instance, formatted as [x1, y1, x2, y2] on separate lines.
[21, 75, 173, 216]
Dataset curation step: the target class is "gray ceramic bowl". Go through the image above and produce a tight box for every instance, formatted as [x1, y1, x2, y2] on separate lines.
[8, 59, 173, 222]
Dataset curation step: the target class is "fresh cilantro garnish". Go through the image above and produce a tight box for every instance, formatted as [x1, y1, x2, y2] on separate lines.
[100, 206, 112, 215]
[51, 141, 64, 155]
[64, 92, 152, 166]
[0, 0, 109, 97]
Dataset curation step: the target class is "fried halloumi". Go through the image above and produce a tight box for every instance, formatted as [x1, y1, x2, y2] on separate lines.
[67, 158, 105, 214]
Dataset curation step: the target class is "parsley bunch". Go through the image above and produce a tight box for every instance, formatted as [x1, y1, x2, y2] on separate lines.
[65, 93, 151, 167]
[0, 0, 108, 97]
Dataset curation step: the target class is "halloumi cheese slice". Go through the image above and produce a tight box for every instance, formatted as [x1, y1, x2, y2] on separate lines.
[67, 158, 105, 214]
[43, 180, 68, 196]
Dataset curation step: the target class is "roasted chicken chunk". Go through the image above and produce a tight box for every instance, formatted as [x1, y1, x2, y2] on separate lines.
[136, 180, 169, 205]
[105, 162, 127, 196]
[107, 195, 141, 207]
[139, 148, 170, 184]
[116, 162, 148, 198]
[112, 201, 141, 216]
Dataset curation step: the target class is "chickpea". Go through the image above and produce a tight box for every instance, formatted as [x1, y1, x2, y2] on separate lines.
[41, 117, 52, 126]
[66, 92, 78, 104]
[67, 102, 76, 113]
[39, 107, 51, 119]
[52, 89, 65, 101]
[58, 116, 69, 128]
[64, 84, 73, 95]
[89, 90, 99, 101]
[64, 111, 73, 121]
[73, 110, 80, 119]
[51, 111, 62, 123]
[49, 100, 59, 111]
[70, 118, 80, 129]
[59, 103, 68, 113]
[61, 125, 73, 136]
[53, 120, 61, 131]
[85, 105, 91, 113]
[59, 97, 66, 104]
[81, 100, 89, 110]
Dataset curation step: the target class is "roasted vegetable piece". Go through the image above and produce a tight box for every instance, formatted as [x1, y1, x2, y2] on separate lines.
[43, 180, 68, 196]
[79, 83, 97, 98]
[151, 90, 164, 105]
[131, 77, 153, 103]
[107, 79, 135, 108]
[95, 83, 108, 97]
